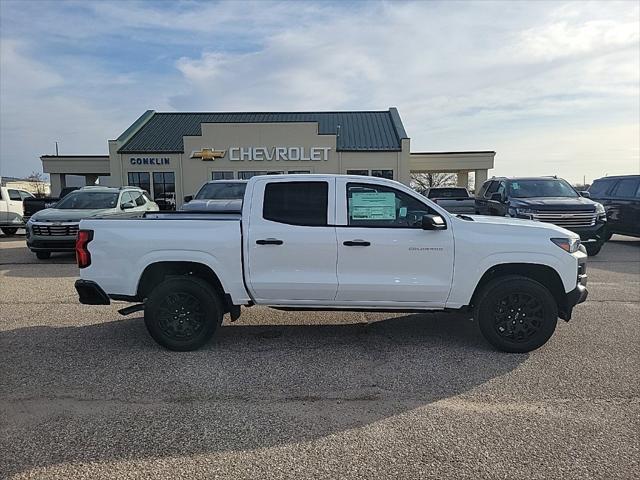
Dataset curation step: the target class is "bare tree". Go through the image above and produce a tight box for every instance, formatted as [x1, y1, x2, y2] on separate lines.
[26, 171, 49, 197]
[410, 172, 457, 194]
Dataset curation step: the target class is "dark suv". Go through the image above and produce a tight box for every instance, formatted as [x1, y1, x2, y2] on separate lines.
[475, 176, 607, 255]
[588, 175, 640, 239]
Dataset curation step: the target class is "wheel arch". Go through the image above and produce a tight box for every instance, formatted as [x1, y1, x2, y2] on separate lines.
[136, 261, 233, 313]
[469, 263, 566, 313]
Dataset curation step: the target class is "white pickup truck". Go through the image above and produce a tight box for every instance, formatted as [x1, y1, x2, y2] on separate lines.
[75, 174, 588, 353]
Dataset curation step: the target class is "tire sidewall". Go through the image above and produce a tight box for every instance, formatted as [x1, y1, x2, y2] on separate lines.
[144, 276, 222, 351]
[477, 277, 558, 353]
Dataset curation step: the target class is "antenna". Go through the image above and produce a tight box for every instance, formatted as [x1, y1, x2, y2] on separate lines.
[55, 141, 59, 156]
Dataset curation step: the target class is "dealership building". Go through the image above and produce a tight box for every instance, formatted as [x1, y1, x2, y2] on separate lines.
[41, 108, 494, 209]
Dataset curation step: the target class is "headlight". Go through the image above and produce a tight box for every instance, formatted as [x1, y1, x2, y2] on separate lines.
[594, 203, 606, 220]
[551, 237, 581, 253]
[509, 207, 534, 218]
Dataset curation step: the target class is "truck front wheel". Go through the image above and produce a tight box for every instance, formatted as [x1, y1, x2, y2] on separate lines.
[144, 276, 223, 351]
[475, 276, 558, 353]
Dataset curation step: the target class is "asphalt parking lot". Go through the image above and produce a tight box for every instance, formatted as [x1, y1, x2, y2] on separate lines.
[1, 232, 638, 479]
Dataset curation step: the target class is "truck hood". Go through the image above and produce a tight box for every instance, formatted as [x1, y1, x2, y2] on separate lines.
[509, 196, 596, 211]
[466, 214, 579, 238]
[30, 208, 115, 222]
[181, 199, 243, 212]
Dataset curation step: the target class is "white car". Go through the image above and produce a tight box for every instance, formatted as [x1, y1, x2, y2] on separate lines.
[74, 174, 588, 353]
[0, 186, 34, 235]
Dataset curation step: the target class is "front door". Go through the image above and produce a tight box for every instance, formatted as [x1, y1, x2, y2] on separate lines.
[246, 178, 338, 303]
[334, 180, 454, 307]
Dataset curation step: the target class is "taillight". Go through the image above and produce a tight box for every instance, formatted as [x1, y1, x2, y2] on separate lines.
[76, 230, 94, 268]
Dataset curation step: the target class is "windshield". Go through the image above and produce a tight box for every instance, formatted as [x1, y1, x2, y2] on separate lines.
[55, 192, 119, 209]
[195, 183, 246, 200]
[508, 179, 578, 198]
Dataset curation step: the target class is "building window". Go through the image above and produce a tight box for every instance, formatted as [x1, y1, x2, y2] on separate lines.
[371, 169, 393, 180]
[346, 169, 369, 176]
[212, 171, 235, 180]
[153, 171, 176, 210]
[127, 172, 151, 193]
[238, 171, 284, 180]
[263, 181, 328, 226]
[288, 170, 311, 174]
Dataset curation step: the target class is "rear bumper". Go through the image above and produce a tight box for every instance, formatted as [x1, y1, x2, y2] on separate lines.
[75, 280, 111, 305]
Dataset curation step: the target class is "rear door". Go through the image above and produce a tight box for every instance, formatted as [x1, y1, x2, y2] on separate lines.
[610, 178, 640, 235]
[245, 178, 338, 302]
[334, 179, 454, 307]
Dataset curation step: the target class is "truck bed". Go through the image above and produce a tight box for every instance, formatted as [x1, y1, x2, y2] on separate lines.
[79, 214, 249, 303]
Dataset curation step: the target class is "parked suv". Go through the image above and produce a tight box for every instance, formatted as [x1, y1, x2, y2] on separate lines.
[26, 186, 159, 259]
[475, 177, 607, 256]
[0, 186, 34, 235]
[588, 175, 640, 239]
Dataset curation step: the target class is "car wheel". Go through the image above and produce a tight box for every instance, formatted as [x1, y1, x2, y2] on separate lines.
[475, 275, 558, 353]
[1, 227, 18, 236]
[144, 276, 223, 351]
[35, 251, 51, 260]
[601, 230, 612, 242]
[585, 242, 603, 256]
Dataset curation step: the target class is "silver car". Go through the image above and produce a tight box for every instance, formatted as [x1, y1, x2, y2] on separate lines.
[26, 186, 158, 259]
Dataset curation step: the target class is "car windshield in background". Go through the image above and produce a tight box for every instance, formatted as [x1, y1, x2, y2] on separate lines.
[195, 183, 247, 200]
[55, 192, 119, 209]
[508, 180, 578, 198]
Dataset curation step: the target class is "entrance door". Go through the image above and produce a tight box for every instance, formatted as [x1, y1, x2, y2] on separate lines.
[335, 180, 454, 307]
[245, 178, 338, 303]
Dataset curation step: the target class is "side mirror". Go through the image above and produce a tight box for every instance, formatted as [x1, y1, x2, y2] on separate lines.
[580, 191, 591, 198]
[184, 195, 193, 203]
[121, 201, 135, 210]
[490, 192, 504, 202]
[421, 214, 447, 230]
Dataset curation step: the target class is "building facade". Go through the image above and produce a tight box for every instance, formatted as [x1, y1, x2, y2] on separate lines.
[41, 108, 495, 209]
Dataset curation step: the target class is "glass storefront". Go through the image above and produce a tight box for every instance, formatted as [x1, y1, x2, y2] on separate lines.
[152, 172, 176, 210]
[127, 172, 151, 193]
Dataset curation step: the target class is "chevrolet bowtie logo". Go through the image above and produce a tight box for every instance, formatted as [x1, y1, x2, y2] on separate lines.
[191, 148, 226, 160]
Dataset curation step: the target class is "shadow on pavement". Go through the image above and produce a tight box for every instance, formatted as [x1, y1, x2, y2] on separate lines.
[0, 313, 526, 476]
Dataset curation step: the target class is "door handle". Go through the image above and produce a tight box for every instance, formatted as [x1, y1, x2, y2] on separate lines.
[256, 238, 284, 245]
[343, 240, 371, 247]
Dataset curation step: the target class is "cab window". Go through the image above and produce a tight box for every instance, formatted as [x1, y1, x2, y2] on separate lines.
[8, 189, 21, 201]
[263, 181, 328, 226]
[131, 191, 146, 206]
[346, 183, 434, 228]
[612, 178, 639, 198]
[484, 181, 499, 198]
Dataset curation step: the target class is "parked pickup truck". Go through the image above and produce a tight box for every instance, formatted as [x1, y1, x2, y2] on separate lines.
[75, 174, 588, 353]
[181, 180, 246, 213]
[0, 186, 34, 235]
[22, 186, 79, 222]
[423, 187, 476, 214]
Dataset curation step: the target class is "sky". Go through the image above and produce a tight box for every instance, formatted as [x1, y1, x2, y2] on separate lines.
[0, 0, 638, 184]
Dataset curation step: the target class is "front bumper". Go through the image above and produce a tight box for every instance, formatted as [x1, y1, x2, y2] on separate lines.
[559, 257, 588, 320]
[568, 223, 607, 243]
[75, 280, 111, 305]
[27, 237, 76, 252]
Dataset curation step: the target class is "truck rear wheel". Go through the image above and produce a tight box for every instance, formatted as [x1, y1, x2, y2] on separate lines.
[144, 276, 223, 351]
[1, 227, 18, 236]
[475, 276, 558, 353]
[35, 251, 51, 260]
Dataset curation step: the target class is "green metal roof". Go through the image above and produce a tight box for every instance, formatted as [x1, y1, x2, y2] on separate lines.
[117, 108, 408, 154]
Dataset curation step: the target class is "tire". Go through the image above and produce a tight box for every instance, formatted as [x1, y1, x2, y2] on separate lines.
[144, 276, 223, 351]
[585, 242, 603, 256]
[601, 230, 613, 242]
[35, 251, 51, 260]
[1, 227, 18, 236]
[475, 275, 558, 353]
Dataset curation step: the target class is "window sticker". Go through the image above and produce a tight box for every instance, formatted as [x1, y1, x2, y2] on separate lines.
[512, 182, 520, 190]
[399, 206, 408, 217]
[350, 192, 396, 220]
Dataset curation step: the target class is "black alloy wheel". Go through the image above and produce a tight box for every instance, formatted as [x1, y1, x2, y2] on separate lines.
[144, 276, 223, 351]
[476, 276, 558, 353]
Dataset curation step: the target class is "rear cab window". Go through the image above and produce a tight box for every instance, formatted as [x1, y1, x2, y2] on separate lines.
[262, 181, 329, 226]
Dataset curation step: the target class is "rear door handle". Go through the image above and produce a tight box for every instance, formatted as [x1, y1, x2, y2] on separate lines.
[256, 238, 284, 245]
[343, 240, 371, 247]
